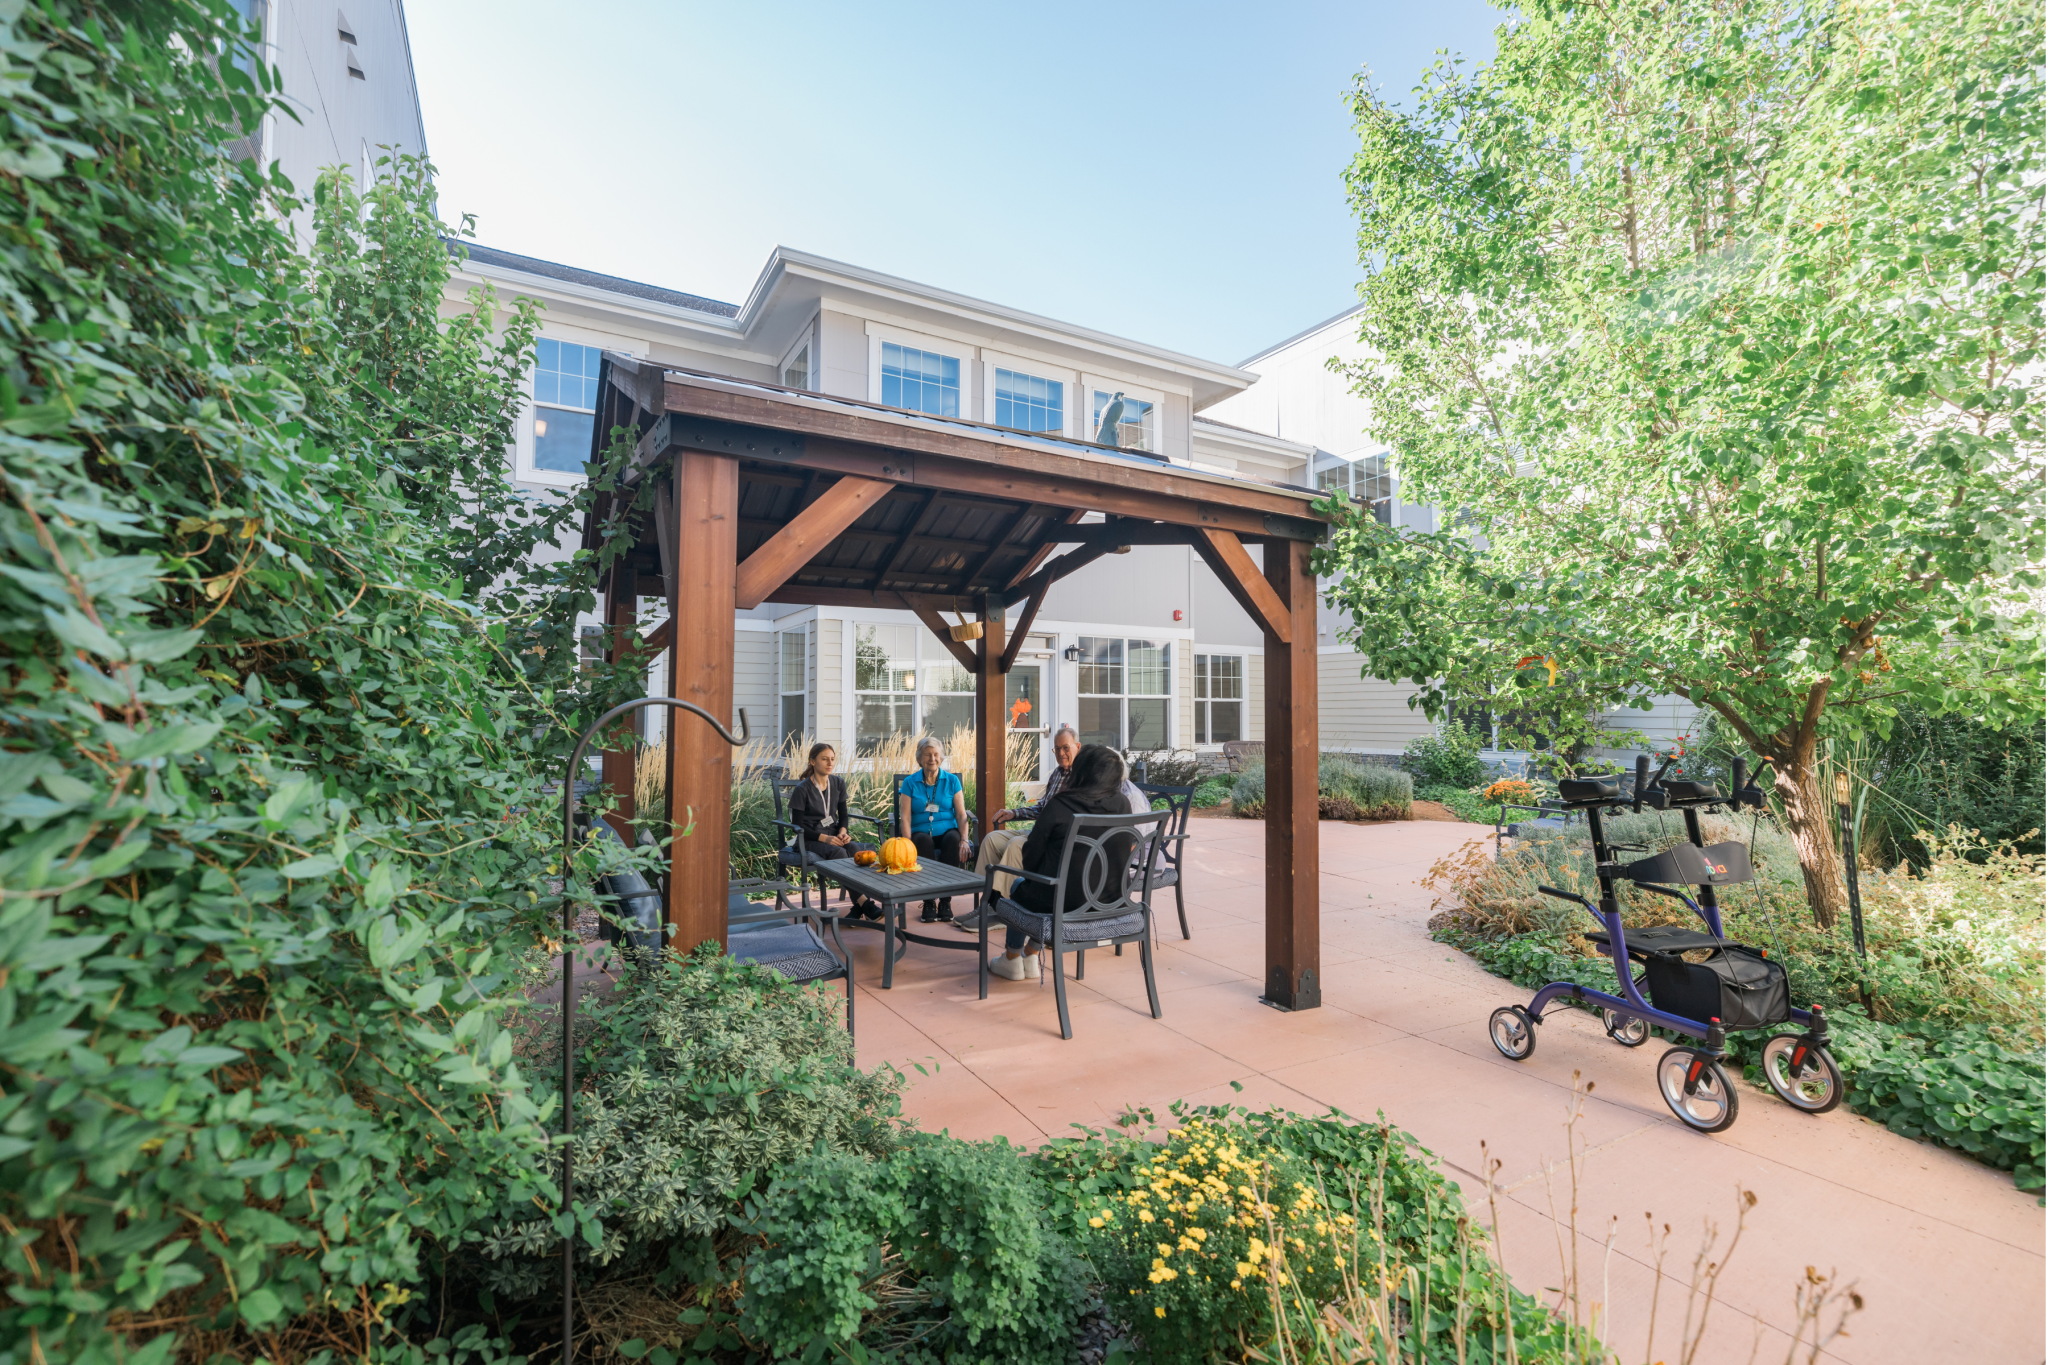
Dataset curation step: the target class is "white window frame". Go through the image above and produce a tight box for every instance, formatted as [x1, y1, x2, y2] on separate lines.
[866, 321, 974, 420]
[980, 349, 1078, 438]
[1075, 634, 1173, 750]
[1192, 648, 1249, 749]
[515, 331, 636, 489]
[779, 323, 816, 392]
[777, 628, 808, 744]
[1080, 374, 1167, 453]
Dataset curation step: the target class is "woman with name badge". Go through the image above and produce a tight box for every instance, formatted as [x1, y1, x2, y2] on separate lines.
[896, 736, 969, 923]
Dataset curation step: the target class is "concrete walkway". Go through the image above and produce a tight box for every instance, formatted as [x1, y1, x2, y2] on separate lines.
[847, 817, 2045, 1365]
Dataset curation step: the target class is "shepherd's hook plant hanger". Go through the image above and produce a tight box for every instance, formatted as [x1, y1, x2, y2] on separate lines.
[557, 697, 749, 1363]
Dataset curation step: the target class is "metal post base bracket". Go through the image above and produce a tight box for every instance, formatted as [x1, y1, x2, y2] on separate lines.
[1261, 966, 1321, 1012]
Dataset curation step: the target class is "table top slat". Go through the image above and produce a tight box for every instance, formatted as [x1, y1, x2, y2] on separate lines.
[814, 861, 984, 900]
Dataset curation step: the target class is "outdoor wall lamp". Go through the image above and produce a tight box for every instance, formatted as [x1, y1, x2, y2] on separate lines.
[556, 698, 750, 1365]
[1062, 644, 1081, 662]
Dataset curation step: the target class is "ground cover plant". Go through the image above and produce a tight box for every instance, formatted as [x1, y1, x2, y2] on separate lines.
[1323, 0, 2046, 928]
[1426, 817, 2047, 1190]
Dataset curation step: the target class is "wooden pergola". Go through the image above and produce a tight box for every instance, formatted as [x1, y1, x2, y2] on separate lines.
[578, 357, 1332, 1011]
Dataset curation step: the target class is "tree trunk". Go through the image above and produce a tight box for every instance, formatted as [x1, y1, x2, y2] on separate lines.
[1772, 757, 1847, 930]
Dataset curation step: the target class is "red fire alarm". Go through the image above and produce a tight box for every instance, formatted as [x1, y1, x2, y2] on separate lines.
[1173, 609, 1183, 621]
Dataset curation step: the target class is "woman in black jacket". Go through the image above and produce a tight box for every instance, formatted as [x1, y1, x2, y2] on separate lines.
[987, 744, 1137, 980]
[786, 743, 881, 920]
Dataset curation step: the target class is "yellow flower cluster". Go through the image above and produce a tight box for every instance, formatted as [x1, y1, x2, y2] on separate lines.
[1086, 1119, 1360, 1311]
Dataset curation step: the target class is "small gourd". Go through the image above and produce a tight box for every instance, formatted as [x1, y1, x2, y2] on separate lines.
[879, 837, 920, 873]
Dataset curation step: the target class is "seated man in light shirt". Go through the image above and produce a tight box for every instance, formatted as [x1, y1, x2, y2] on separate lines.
[959, 730, 1164, 930]
[955, 724, 1077, 933]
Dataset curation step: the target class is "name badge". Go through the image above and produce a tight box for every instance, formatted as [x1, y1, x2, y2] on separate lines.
[925, 802, 938, 814]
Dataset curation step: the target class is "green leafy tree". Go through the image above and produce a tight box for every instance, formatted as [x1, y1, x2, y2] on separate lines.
[1323, 0, 2044, 925]
[0, 5, 649, 1361]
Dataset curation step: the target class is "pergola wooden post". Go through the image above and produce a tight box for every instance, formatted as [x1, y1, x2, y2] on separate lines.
[581, 359, 1332, 1003]
[1260, 537, 1321, 1010]
[664, 447, 739, 954]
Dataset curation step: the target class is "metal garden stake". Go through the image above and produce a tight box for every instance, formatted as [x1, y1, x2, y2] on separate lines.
[557, 698, 748, 1364]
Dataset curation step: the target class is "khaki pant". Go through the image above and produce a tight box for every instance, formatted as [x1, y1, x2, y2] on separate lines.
[975, 828, 1029, 898]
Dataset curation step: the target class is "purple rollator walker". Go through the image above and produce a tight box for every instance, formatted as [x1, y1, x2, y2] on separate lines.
[1489, 755, 1844, 1133]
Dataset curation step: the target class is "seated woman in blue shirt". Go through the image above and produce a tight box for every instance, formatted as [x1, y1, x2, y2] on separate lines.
[897, 736, 969, 923]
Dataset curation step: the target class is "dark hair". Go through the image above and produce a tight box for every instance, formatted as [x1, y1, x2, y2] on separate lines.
[801, 742, 835, 780]
[1067, 744, 1125, 798]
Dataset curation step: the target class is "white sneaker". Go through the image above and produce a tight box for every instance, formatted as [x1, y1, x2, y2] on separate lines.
[988, 953, 1038, 981]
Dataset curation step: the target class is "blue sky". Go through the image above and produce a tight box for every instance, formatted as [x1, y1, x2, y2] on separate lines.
[405, 0, 1500, 366]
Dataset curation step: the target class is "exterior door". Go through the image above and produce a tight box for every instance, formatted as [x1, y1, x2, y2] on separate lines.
[1005, 659, 1047, 781]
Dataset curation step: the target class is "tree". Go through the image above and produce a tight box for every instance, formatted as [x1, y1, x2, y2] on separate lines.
[1323, 0, 2044, 926]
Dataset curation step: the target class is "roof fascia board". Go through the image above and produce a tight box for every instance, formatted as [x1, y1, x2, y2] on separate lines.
[1237, 303, 1366, 370]
[1192, 419, 1317, 459]
[452, 258, 756, 346]
[660, 368, 1323, 509]
[745, 248, 1258, 393]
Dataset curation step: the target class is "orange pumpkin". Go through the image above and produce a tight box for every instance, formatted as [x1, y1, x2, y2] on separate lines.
[879, 837, 920, 873]
[853, 849, 877, 867]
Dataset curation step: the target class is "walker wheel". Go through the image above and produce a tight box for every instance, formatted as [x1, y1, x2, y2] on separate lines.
[1489, 1005, 1537, 1061]
[1603, 1009, 1650, 1048]
[1760, 1033, 1843, 1114]
[1656, 1047, 1739, 1133]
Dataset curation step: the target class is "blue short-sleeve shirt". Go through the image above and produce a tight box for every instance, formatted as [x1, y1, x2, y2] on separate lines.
[900, 769, 964, 837]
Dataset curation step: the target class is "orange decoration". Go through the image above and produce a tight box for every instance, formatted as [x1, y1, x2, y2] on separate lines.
[879, 837, 920, 873]
[853, 849, 878, 867]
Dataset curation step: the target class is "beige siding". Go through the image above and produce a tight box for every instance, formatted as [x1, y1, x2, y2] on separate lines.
[815, 618, 844, 749]
[818, 310, 867, 400]
[1317, 652, 1433, 755]
[1177, 646, 1195, 751]
[733, 632, 775, 738]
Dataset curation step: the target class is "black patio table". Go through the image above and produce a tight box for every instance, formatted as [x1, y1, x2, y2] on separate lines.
[812, 859, 987, 988]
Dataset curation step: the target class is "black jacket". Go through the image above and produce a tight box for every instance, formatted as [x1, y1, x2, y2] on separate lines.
[1013, 787, 1137, 915]
[788, 775, 851, 842]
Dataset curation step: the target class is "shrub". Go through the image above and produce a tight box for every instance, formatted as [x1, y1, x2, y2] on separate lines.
[1192, 777, 1233, 808]
[1125, 748, 1207, 788]
[1231, 760, 1413, 821]
[0, 8, 614, 1361]
[475, 949, 904, 1301]
[1404, 723, 1486, 788]
[744, 1135, 1085, 1364]
[1033, 1105, 1596, 1364]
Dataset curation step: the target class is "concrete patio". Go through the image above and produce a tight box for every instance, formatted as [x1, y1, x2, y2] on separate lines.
[845, 816, 2046, 1365]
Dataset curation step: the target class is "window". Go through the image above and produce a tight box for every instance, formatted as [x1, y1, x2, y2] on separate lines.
[778, 630, 806, 747]
[1193, 654, 1243, 745]
[781, 343, 810, 391]
[918, 628, 976, 740]
[880, 342, 959, 417]
[854, 624, 917, 750]
[1314, 451, 1395, 525]
[578, 625, 605, 674]
[994, 368, 1063, 433]
[1076, 636, 1171, 750]
[1090, 389, 1157, 452]
[532, 338, 602, 474]
[854, 623, 982, 749]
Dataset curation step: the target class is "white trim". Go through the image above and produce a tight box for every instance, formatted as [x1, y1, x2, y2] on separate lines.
[734, 617, 780, 632]
[981, 350, 1080, 439]
[1081, 374, 1167, 453]
[751, 251, 1255, 394]
[778, 319, 816, 390]
[864, 320, 975, 419]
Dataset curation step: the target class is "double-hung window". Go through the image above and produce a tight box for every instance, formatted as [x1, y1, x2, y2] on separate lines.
[1193, 654, 1243, 744]
[1090, 389, 1157, 452]
[532, 338, 602, 474]
[881, 342, 960, 417]
[1314, 451, 1395, 525]
[778, 629, 807, 747]
[854, 624, 917, 751]
[1076, 636, 1171, 750]
[918, 630, 976, 739]
[994, 368, 1063, 433]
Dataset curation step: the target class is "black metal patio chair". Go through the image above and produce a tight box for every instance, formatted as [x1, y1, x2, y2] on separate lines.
[583, 817, 855, 1035]
[977, 810, 1170, 1039]
[1135, 781, 1195, 941]
[768, 776, 887, 911]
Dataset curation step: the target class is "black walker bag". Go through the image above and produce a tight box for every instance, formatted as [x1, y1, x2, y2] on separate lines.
[1644, 944, 1790, 1030]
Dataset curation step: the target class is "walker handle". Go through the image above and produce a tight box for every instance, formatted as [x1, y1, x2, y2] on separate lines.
[1538, 885, 1589, 907]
